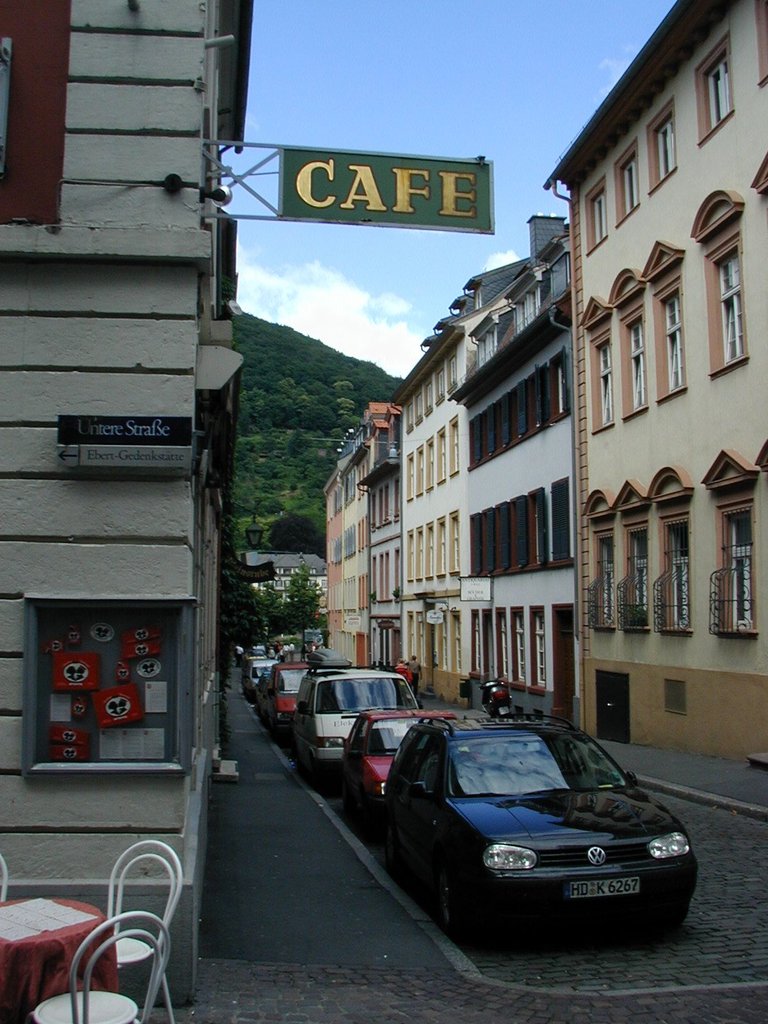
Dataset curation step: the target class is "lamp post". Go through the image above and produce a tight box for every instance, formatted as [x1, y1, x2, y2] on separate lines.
[245, 516, 263, 551]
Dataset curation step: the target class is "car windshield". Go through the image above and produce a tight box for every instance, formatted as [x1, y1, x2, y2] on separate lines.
[447, 732, 627, 797]
[277, 669, 304, 693]
[317, 677, 417, 713]
[368, 718, 416, 754]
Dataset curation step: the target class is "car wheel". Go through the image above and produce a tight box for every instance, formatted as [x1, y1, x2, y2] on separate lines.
[384, 820, 404, 879]
[435, 858, 469, 940]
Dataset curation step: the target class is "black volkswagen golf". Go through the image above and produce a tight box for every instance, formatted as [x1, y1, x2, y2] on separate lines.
[384, 716, 697, 937]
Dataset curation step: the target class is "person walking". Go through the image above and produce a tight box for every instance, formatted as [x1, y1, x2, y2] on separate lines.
[395, 658, 413, 685]
[407, 655, 421, 696]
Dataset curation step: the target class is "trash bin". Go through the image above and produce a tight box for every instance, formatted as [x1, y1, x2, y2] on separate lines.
[459, 678, 472, 700]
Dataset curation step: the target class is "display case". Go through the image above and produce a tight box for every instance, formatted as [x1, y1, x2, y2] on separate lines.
[23, 596, 194, 775]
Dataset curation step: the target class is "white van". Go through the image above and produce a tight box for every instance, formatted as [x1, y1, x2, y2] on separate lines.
[292, 650, 418, 787]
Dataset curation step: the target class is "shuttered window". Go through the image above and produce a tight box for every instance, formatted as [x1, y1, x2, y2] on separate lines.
[551, 478, 570, 560]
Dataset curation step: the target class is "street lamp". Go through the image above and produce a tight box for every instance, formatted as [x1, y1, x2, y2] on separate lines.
[245, 515, 263, 550]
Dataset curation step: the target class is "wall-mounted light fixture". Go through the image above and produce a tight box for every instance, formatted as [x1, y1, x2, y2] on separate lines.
[245, 515, 263, 551]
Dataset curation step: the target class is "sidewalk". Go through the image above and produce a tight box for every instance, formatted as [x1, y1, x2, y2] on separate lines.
[177, 687, 768, 1024]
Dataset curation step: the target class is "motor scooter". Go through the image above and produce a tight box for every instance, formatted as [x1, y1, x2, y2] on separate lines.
[479, 678, 512, 717]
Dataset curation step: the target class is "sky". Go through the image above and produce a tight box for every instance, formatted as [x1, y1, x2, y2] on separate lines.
[229, 0, 677, 378]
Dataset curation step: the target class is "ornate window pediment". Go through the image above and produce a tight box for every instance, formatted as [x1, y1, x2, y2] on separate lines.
[642, 241, 685, 283]
[751, 151, 768, 195]
[581, 296, 612, 330]
[648, 465, 694, 504]
[583, 488, 616, 519]
[702, 449, 759, 491]
[614, 479, 650, 512]
[691, 190, 744, 244]
[608, 269, 644, 308]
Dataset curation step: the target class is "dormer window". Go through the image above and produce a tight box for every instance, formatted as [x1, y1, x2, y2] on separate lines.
[477, 324, 497, 367]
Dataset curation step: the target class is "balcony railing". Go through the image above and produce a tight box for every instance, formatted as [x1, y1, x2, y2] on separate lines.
[587, 575, 614, 629]
[709, 564, 753, 634]
[653, 567, 690, 632]
[617, 573, 648, 630]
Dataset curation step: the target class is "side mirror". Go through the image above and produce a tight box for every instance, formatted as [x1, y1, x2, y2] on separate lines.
[296, 700, 308, 715]
[409, 780, 432, 800]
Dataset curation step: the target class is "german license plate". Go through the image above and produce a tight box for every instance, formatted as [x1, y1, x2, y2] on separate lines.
[566, 876, 640, 898]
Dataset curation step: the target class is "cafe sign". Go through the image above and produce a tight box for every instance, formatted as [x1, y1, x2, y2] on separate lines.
[280, 147, 493, 234]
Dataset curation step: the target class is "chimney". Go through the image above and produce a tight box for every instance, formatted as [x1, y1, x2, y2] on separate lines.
[528, 213, 566, 260]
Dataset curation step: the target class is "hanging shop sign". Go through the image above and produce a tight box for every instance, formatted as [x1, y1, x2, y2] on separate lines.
[56, 415, 193, 473]
[231, 558, 276, 583]
[280, 147, 493, 233]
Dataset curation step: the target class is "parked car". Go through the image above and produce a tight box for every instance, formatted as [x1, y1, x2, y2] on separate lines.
[292, 649, 418, 787]
[253, 667, 275, 724]
[241, 655, 277, 704]
[385, 715, 697, 938]
[342, 710, 456, 823]
[264, 662, 309, 741]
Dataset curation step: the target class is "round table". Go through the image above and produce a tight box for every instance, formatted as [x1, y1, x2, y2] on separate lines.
[0, 897, 118, 1024]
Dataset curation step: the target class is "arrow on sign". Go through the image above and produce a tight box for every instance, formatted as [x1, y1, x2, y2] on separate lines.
[58, 446, 79, 464]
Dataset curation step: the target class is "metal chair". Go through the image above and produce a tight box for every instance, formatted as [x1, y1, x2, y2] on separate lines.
[31, 910, 169, 1024]
[0, 852, 8, 901]
[107, 841, 183, 1024]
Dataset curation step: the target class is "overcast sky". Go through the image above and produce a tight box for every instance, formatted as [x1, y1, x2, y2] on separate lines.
[230, 1, 676, 377]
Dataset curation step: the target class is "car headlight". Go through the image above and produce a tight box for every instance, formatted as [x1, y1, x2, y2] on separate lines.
[648, 831, 690, 859]
[483, 844, 538, 871]
[321, 736, 345, 748]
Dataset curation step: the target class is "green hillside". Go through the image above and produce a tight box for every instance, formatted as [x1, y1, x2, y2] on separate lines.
[232, 314, 402, 541]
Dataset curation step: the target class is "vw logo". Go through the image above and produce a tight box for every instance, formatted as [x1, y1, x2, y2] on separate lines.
[587, 846, 607, 866]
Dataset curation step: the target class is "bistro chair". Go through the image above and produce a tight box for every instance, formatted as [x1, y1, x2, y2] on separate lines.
[0, 852, 8, 901]
[31, 910, 169, 1024]
[107, 841, 183, 1024]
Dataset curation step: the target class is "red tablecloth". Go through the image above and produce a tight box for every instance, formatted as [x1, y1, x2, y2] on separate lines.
[0, 898, 118, 1024]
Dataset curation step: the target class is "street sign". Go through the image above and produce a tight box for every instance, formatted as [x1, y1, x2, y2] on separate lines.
[231, 559, 276, 583]
[460, 577, 493, 602]
[280, 147, 493, 233]
[76, 446, 192, 471]
[426, 609, 444, 625]
[57, 415, 192, 447]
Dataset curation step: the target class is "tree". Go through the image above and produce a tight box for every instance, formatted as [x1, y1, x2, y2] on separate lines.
[283, 563, 322, 635]
[268, 513, 324, 557]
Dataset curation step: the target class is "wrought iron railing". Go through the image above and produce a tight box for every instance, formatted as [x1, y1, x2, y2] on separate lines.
[652, 567, 690, 632]
[709, 564, 753, 634]
[587, 575, 614, 628]
[617, 573, 648, 630]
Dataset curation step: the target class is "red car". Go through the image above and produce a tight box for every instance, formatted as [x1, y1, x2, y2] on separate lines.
[342, 710, 456, 822]
[265, 662, 309, 741]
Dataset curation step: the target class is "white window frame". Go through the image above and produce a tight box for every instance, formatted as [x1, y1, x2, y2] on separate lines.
[630, 320, 647, 409]
[719, 252, 743, 363]
[665, 293, 685, 391]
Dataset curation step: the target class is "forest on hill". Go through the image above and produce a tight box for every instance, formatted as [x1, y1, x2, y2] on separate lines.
[232, 314, 403, 544]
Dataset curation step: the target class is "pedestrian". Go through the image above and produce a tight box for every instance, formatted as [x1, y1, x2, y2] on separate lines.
[407, 655, 421, 695]
[395, 658, 413, 685]
[234, 644, 243, 667]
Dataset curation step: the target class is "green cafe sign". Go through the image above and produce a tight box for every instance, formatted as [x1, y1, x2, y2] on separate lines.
[279, 147, 493, 234]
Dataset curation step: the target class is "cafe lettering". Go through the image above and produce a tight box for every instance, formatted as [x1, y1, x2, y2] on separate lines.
[280, 147, 493, 234]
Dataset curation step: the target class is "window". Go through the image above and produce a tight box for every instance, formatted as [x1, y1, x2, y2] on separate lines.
[532, 610, 546, 687]
[415, 391, 424, 423]
[436, 427, 447, 483]
[425, 522, 434, 578]
[550, 478, 570, 562]
[406, 453, 414, 500]
[653, 518, 690, 632]
[448, 355, 458, 391]
[415, 527, 424, 580]
[586, 179, 607, 250]
[436, 367, 446, 401]
[477, 324, 497, 366]
[436, 517, 447, 576]
[406, 531, 414, 581]
[618, 526, 648, 629]
[630, 320, 647, 410]
[425, 380, 433, 413]
[449, 511, 460, 573]
[719, 252, 744, 364]
[416, 445, 424, 495]
[512, 610, 526, 683]
[665, 292, 685, 392]
[496, 612, 509, 680]
[696, 37, 733, 140]
[425, 438, 435, 490]
[449, 416, 460, 475]
[588, 533, 614, 628]
[711, 506, 753, 633]
[599, 342, 614, 426]
[648, 103, 676, 189]
[615, 143, 639, 220]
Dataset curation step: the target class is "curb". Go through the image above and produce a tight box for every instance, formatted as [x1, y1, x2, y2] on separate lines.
[636, 775, 768, 823]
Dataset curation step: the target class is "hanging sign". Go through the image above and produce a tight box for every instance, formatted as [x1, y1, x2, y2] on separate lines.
[280, 147, 493, 233]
